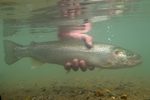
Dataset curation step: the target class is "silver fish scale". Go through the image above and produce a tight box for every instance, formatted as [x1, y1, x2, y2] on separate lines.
[18, 39, 115, 67]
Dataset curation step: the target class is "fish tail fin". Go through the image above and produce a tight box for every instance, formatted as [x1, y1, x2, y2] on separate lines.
[3, 40, 22, 65]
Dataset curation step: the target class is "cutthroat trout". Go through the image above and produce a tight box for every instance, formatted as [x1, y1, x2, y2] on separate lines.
[3, 39, 141, 69]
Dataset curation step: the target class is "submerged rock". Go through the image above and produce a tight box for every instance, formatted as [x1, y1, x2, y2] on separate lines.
[94, 90, 104, 97]
[109, 92, 116, 97]
[53, 89, 61, 94]
[25, 96, 32, 100]
[121, 94, 127, 99]
[42, 88, 46, 92]
[86, 96, 90, 99]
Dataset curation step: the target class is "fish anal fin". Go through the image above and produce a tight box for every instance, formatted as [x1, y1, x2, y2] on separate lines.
[31, 58, 44, 69]
[99, 68, 104, 72]
[103, 62, 112, 68]
[67, 69, 71, 75]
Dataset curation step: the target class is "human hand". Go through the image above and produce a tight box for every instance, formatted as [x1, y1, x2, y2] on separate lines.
[64, 59, 95, 73]
[58, 22, 93, 47]
[58, 0, 94, 72]
[57, 23, 94, 72]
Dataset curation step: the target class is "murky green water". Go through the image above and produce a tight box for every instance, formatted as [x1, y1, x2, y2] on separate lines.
[0, 0, 150, 99]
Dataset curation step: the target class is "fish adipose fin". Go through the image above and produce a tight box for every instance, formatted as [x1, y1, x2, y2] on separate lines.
[31, 58, 44, 69]
[3, 40, 22, 65]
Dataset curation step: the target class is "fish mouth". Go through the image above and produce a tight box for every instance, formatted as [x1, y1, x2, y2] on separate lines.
[126, 55, 142, 66]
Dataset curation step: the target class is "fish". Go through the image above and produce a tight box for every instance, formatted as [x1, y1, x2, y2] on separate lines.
[3, 39, 141, 70]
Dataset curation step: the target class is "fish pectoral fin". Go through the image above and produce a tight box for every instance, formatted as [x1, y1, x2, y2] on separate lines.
[99, 68, 104, 72]
[31, 58, 44, 69]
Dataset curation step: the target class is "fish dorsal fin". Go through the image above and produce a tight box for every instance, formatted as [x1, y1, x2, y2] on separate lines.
[31, 58, 44, 69]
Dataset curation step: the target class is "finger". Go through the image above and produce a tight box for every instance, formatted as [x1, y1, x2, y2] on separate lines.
[72, 59, 79, 71]
[85, 36, 93, 48]
[80, 34, 93, 47]
[88, 66, 95, 71]
[79, 60, 87, 72]
[64, 63, 72, 70]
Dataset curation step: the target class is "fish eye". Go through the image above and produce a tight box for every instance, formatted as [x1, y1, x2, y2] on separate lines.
[115, 51, 120, 54]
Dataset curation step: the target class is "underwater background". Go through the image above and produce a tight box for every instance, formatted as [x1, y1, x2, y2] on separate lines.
[0, 0, 150, 99]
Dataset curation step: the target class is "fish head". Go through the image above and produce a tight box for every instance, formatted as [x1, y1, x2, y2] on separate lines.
[108, 47, 142, 69]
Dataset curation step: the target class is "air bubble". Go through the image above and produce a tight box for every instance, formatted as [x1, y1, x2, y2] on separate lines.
[108, 38, 111, 41]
